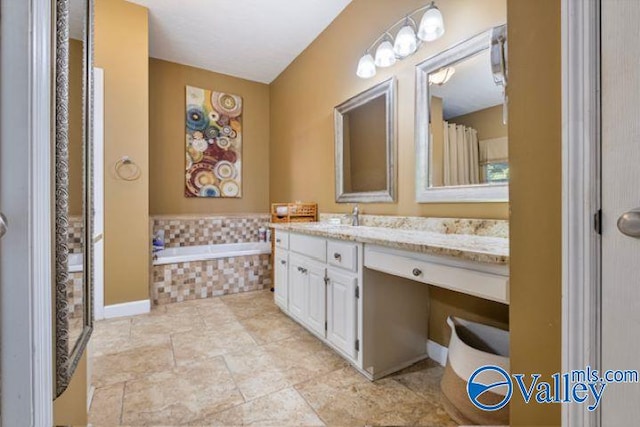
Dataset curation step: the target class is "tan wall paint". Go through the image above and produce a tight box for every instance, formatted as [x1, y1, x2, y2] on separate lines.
[345, 95, 387, 192]
[449, 104, 507, 141]
[149, 59, 271, 215]
[69, 38, 83, 217]
[270, 0, 508, 219]
[430, 97, 445, 186]
[95, 0, 149, 305]
[53, 352, 88, 426]
[508, 0, 561, 424]
[269, 0, 509, 348]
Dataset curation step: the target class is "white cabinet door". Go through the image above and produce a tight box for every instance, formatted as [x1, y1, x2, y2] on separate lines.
[288, 254, 307, 322]
[326, 268, 358, 360]
[274, 251, 288, 310]
[305, 261, 326, 337]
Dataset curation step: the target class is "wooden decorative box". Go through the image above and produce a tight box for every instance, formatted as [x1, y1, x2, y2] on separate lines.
[270, 202, 318, 224]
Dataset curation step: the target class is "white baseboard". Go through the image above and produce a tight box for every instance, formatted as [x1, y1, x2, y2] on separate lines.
[427, 340, 448, 366]
[104, 299, 150, 319]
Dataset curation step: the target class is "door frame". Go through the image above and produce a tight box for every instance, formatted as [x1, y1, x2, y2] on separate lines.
[561, 0, 601, 426]
[0, 0, 54, 424]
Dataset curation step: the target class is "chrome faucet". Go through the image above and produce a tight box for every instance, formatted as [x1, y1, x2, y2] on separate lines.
[351, 205, 360, 227]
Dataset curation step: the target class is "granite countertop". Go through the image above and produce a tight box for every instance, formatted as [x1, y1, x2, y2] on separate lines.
[270, 222, 509, 265]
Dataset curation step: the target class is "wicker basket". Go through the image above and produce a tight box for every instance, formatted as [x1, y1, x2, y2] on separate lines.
[270, 202, 317, 223]
[441, 316, 510, 426]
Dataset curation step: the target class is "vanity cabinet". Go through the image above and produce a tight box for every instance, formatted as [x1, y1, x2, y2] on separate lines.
[273, 251, 288, 310]
[288, 253, 326, 337]
[271, 223, 508, 381]
[326, 268, 358, 359]
[275, 231, 362, 365]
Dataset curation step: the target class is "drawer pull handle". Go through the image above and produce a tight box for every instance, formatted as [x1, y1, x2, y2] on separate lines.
[280, 260, 286, 265]
[297, 266, 308, 274]
[412, 268, 422, 277]
[276, 239, 281, 243]
[334, 253, 342, 261]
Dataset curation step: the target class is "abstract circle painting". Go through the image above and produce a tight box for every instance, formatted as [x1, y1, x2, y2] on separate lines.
[185, 85, 242, 198]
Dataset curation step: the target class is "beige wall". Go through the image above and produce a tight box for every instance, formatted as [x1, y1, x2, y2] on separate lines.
[149, 59, 271, 215]
[430, 97, 445, 186]
[53, 352, 88, 426]
[508, 0, 561, 424]
[95, 0, 149, 305]
[270, 0, 508, 348]
[69, 38, 84, 217]
[345, 94, 387, 192]
[449, 104, 507, 141]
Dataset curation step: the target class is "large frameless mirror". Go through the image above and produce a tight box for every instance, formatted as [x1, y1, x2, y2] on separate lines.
[335, 77, 396, 203]
[415, 24, 508, 203]
[54, 0, 94, 396]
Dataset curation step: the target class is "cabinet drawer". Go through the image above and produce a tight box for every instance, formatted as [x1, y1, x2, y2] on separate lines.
[274, 230, 289, 250]
[290, 233, 326, 262]
[364, 246, 509, 304]
[327, 240, 358, 272]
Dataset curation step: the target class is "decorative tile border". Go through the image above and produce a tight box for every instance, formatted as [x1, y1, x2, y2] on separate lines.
[319, 213, 509, 238]
[67, 272, 84, 319]
[151, 214, 270, 248]
[151, 254, 272, 305]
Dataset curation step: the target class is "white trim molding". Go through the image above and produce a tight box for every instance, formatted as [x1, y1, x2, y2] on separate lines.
[104, 299, 151, 319]
[561, 0, 601, 426]
[0, 0, 54, 424]
[427, 340, 449, 367]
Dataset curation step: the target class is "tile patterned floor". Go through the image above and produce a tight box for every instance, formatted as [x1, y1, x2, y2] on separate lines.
[88, 290, 456, 426]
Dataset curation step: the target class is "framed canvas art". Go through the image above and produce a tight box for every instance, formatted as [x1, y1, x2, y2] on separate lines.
[185, 85, 242, 198]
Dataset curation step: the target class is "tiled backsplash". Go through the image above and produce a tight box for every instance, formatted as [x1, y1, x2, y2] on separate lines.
[152, 255, 271, 305]
[152, 214, 270, 247]
[319, 213, 508, 238]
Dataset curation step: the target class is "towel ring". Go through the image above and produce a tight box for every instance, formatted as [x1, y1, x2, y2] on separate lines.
[114, 156, 141, 181]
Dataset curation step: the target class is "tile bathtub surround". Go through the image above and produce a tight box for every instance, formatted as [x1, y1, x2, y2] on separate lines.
[152, 254, 272, 305]
[151, 214, 270, 248]
[67, 272, 83, 319]
[320, 213, 509, 238]
[68, 215, 84, 254]
[89, 290, 456, 426]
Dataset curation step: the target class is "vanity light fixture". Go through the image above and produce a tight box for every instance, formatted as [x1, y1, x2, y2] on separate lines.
[356, 2, 445, 79]
[429, 66, 455, 85]
[418, 2, 445, 42]
[375, 36, 397, 67]
[356, 53, 377, 78]
[394, 19, 418, 58]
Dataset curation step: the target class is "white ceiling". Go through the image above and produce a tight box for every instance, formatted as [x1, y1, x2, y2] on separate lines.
[430, 49, 504, 120]
[127, 0, 352, 84]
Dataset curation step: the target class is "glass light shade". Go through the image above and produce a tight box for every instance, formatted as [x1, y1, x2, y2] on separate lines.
[429, 66, 455, 85]
[374, 40, 397, 67]
[356, 54, 377, 79]
[393, 25, 418, 58]
[418, 6, 445, 41]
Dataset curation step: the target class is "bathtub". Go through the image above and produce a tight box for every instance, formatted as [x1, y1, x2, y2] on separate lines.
[153, 242, 271, 266]
[68, 253, 83, 273]
[151, 241, 273, 305]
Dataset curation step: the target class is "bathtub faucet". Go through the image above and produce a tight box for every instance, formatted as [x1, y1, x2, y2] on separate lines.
[351, 205, 360, 227]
